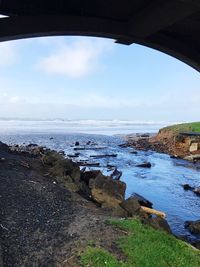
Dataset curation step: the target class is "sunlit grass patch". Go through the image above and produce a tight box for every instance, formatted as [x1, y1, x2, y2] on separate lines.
[81, 219, 200, 267]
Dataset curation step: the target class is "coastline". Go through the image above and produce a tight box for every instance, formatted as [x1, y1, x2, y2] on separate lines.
[1, 140, 199, 266]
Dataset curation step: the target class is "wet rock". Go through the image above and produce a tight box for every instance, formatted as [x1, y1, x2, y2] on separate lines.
[146, 217, 172, 234]
[89, 173, 126, 207]
[131, 193, 153, 208]
[136, 162, 152, 168]
[193, 187, 200, 196]
[110, 168, 122, 180]
[130, 150, 138, 154]
[182, 184, 194, 191]
[185, 220, 200, 234]
[75, 141, 80, 146]
[120, 197, 141, 216]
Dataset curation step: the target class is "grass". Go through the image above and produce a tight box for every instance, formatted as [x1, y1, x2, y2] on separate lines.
[81, 219, 200, 267]
[161, 122, 200, 134]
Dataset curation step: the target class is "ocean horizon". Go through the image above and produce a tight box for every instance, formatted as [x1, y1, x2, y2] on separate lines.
[0, 119, 181, 135]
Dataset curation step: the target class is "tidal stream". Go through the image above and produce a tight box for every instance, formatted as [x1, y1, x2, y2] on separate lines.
[0, 132, 200, 242]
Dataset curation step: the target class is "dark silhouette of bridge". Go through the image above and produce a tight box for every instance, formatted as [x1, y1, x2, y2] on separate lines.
[0, 0, 200, 71]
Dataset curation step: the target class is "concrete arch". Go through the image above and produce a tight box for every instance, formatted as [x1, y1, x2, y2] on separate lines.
[0, 0, 200, 71]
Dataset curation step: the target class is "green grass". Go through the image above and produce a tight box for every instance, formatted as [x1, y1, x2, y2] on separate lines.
[81, 219, 200, 267]
[160, 122, 200, 134]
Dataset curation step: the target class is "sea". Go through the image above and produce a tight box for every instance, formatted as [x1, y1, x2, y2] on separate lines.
[0, 119, 199, 242]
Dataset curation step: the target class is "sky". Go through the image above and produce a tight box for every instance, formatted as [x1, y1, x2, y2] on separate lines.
[0, 36, 199, 122]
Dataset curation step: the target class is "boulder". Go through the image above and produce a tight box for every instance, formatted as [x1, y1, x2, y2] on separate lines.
[120, 197, 141, 216]
[185, 220, 200, 234]
[81, 170, 101, 185]
[136, 162, 152, 168]
[193, 187, 200, 196]
[89, 173, 126, 206]
[146, 217, 172, 234]
[131, 193, 153, 208]
[42, 151, 63, 166]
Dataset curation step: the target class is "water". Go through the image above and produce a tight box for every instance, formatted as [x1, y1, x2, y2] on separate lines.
[0, 120, 199, 241]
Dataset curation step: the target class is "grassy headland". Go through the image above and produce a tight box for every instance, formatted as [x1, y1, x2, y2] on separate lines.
[81, 219, 200, 267]
[160, 122, 200, 134]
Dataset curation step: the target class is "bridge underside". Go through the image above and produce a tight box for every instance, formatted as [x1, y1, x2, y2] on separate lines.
[0, 0, 200, 71]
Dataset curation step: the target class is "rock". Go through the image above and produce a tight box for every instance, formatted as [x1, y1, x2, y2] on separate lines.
[42, 151, 63, 166]
[131, 193, 153, 208]
[191, 241, 200, 249]
[184, 154, 200, 161]
[146, 217, 172, 234]
[101, 203, 128, 218]
[110, 168, 122, 180]
[193, 187, 200, 196]
[89, 173, 126, 207]
[120, 197, 141, 216]
[185, 220, 200, 234]
[81, 170, 101, 185]
[75, 141, 80, 146]
[189, 142, 198, 152]
[140, 134, 150, 138]
[130, 150, 138, 154]
[182, 184, 194, 190]
[136, 162, 152, 168]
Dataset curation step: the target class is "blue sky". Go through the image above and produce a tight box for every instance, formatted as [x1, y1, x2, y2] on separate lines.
[0, 36, 199, 122]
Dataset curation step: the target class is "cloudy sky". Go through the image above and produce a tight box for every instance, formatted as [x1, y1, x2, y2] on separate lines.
[0, 36, 199, 122]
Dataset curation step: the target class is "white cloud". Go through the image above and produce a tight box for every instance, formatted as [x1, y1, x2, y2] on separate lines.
[38, 37, 114, 78]
[0, 42, 17, 66]
[9, 96, 21, 104]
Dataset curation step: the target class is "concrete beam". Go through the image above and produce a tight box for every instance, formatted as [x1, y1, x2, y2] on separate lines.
[129, 0, 200, 38]
[141, 32, 200, 72]
[0, 15, 131, 42]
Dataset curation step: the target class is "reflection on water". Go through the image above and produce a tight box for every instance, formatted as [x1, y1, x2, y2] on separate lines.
[0, 132, 199, 241]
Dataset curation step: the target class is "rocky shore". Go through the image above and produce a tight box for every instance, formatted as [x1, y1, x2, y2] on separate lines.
[1, 139, 200, 266]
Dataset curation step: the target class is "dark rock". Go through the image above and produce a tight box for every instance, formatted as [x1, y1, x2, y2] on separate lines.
[81, 170, 101, 185]
[131, 193, 153, 208]
[140, 134, 150, 138]
[118, 143, 129, 148]
[75, 141, 80, 146]
[110, 168, 122, 180]
[185, 220, 200, 234]
[130, 150, 138, 154]
[146, 217, 172, 234]
[27, 143, 38, 147]
[191, 241, 200, 249]
[89, 173, 126, 206]
[193, 187, 200, 196]
[182, 184, 194, 190]
[136, 162, 152, 168]
[120, 197, 141, 216]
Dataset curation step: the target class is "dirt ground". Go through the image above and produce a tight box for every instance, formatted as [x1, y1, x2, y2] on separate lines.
[0, 142, 124, 267]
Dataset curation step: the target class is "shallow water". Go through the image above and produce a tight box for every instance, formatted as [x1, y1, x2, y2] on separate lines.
[0, 132, 200, 241]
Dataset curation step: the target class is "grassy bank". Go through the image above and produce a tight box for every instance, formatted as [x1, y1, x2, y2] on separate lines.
[81, 219, 200, 267]
[160, 122, 200, 134]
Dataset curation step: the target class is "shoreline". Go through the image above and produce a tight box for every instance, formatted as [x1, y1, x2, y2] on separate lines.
[1, 140, 199, 266]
